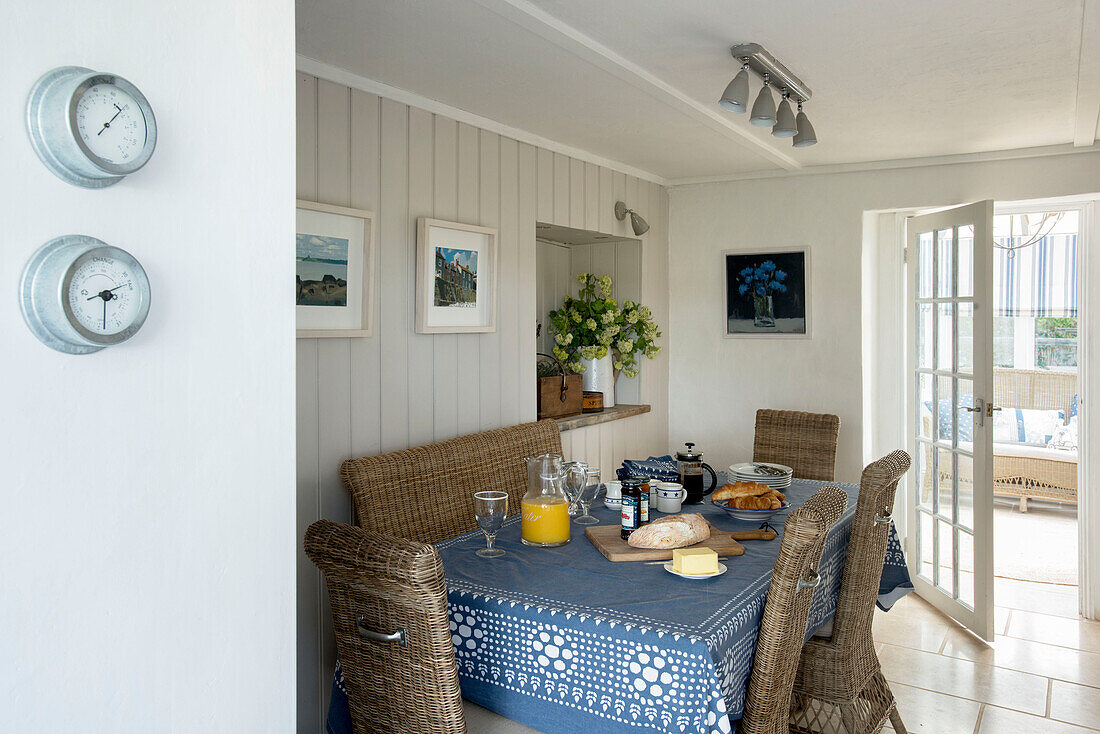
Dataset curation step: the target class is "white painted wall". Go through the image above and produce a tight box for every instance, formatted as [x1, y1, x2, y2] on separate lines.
[0, 2, 296, 731]
[670, 151, 1100, 482]
[296, 72, 670, 732]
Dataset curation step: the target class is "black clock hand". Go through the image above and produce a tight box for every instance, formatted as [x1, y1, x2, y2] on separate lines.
[102, 297, 107, 329]
[86, 286, 125, 301]
[97, 105, 124, 136]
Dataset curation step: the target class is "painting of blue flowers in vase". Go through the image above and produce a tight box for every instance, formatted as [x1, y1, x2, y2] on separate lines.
[725, 249, 809, 336]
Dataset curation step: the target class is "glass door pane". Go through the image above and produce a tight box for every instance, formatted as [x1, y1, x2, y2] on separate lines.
[907, 201, 994, 641]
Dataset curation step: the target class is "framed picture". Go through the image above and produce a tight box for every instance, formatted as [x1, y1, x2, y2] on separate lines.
[296, 200, 375, 338]
[416, 218, 498, 334]
[724, 247, 811, 338]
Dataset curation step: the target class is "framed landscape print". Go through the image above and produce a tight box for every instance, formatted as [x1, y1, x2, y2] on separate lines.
[296, 200, 375, 338]
[724, 247, 811, 338]
[416, 218, 498, 334]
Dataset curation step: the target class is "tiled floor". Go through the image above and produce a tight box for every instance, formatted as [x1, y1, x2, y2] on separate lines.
[877, 588, 1100, 733]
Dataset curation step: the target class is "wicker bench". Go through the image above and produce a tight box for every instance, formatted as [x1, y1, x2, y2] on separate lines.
[922, 368, 1077, 512]
[340, 419, 563, 543]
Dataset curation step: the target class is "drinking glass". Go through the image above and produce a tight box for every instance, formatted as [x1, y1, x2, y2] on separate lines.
[474, 490, 508, 558]
[574, 468, 603, 525]
[563, 461, 588, 516]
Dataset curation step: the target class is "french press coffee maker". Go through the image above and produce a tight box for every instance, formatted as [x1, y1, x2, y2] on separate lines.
[675, 442, 718, 504]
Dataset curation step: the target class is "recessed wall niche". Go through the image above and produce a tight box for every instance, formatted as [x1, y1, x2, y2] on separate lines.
[535, 222, 643, 405]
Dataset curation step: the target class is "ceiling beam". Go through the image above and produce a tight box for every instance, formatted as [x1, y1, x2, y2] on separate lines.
[470, 0, 802, 171]
[1074, 0, 1100, 146]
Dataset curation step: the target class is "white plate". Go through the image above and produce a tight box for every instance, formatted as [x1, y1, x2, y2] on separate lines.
[663, 562, 728, 580]
[730, 461, 793, 478]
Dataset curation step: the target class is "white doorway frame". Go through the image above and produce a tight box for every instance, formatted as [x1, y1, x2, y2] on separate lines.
[866, 195, 1099, 621]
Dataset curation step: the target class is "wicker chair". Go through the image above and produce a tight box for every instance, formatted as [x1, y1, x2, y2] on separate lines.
[305, 519, 466, 734]
[340, 419, 563, 544]
[789, 450, 912, 734]
[740, 485, 849, 734]
[753, 410, 841, 481]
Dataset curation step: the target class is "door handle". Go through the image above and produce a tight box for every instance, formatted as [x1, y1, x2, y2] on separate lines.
[964, 398, 986, 426]
[986, 403, 1001, 418]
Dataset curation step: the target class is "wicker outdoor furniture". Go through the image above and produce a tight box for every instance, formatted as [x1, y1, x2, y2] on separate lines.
[790, 450, 911, 734]
[304, 519, 466, 734]
[340, 419, 563, 544]
[753, 409, 842, 481]
[739, 484, 848, 734]
[921, 368, 1077, 511]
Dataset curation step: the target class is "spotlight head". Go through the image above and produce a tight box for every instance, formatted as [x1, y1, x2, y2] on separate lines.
[772, 95, 797, 137]
[719, 64, 750, 113]
[629, 211, 650, 236]
[749, 75, 776, 127]
[793, 102, 817, 147]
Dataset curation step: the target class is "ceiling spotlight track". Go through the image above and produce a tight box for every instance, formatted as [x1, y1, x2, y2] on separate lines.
[719, 43, 817, 147]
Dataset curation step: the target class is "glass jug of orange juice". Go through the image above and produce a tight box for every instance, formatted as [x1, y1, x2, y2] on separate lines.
[521, 453, 576, 546]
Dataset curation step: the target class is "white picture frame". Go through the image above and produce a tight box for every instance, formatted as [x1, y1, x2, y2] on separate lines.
[296, 200, 375, 338]
[723, 246, 812, 339]
[416, 218, 499, 334]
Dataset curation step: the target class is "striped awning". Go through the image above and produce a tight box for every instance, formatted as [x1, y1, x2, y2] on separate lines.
[994, 235, 1078, 318]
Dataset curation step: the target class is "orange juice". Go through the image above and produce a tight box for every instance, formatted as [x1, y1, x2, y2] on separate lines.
[521, 498, 571, 546]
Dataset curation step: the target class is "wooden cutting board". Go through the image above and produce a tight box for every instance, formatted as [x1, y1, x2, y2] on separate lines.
[585, 523, 746, 562]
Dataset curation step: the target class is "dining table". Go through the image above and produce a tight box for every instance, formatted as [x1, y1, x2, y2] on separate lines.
[326, 477, 913, 734]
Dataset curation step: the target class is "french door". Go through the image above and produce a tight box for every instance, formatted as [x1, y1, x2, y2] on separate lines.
[906, 201, 995, 641]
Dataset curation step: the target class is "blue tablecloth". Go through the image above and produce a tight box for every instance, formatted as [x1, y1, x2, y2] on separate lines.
[327, 479, 912, 734]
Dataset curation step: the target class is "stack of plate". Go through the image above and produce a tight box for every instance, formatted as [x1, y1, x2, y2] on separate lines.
[728, 462, 793, 490]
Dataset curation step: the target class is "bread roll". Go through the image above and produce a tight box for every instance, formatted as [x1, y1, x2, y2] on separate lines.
[626, 513, 710, 549]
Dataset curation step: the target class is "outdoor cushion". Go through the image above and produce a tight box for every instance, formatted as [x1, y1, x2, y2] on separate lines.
[993, 407, 1064, 446]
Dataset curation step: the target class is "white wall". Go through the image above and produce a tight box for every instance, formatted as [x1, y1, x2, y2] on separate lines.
[669, 152, 1100, 485]
[0, 3, 296, 732]
[296, 72, 670, 732]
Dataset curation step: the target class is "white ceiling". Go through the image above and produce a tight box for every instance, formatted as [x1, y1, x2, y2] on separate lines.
[297, 0, 1100, 183]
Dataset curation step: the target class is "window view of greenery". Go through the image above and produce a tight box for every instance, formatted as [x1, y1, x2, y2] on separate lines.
[1036, 317, 1077, 368]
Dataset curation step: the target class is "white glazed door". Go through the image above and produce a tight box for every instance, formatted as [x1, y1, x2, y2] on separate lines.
[906, 201, 995, 641]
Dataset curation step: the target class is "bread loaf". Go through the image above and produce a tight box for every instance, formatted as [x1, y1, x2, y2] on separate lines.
[626, 513, 710, 549]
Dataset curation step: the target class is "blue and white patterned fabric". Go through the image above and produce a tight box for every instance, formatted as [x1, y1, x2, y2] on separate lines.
[618, 455, 680, 482]
[924, 396, 975, 443]
[327, 479, 912, 734]
[992, 407, 1064, 445]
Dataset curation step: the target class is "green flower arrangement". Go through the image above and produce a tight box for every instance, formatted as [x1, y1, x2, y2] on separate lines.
[548, 273, 662, 379]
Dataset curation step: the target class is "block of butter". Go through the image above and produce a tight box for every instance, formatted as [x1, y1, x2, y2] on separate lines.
[672, 547, 719, 575]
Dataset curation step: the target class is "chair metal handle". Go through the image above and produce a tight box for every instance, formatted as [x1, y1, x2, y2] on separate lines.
[356, 614, 407, 647]
[797, 570, 821, 591]
[874, 511, 892, 525]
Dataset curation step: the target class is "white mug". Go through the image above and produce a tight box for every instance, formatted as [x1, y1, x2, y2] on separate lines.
[655, 482, 685, 513]
[604, 481, 622, 503]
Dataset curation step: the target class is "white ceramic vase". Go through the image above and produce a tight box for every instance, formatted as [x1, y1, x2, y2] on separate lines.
[579, 353, 615, 408]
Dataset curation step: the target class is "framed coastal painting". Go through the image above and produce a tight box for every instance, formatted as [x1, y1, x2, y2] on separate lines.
[416, 218, 498, 334]
[296, 200, 375, 338]
[724, 247, 810, 338]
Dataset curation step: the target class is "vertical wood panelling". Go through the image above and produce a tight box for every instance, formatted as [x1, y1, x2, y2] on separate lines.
[315, 82, 353, 717]
[478, 130, 502, 431]
[569, 158, 585, 229]
[498, 139, 521, 427]
[456, 124, 481, 437]
[584, 163, 600, 231]
[349, 91, 382, 458]
[294, 72, 320, 734]
[553, 153, 570, 225]
[518, 143, 539, 420]
[433, 119, 459, 441]
[536, 148, 554, 223]
[296, 74, 669, 733]
[379, 99, 410, 452]
[407, 108, 435, 447]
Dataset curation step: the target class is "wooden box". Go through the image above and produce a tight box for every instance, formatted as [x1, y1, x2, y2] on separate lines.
[538, 374, 583, 419]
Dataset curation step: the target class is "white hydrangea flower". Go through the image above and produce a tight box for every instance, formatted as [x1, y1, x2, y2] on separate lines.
[584, 318, 597, 330]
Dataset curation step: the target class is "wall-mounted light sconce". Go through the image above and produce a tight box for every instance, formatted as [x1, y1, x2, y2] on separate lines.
[719, 43, 818, 147]
[615, 201, 649, 236]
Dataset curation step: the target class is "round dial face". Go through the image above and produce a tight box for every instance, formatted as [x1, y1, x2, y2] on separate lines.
[74, 83, 148, 165]
[66, 255, 142, 335]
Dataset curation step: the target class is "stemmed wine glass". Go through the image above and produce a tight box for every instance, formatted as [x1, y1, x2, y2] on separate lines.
[473, 490, 508, 558]
[573, 468, 603, 525]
